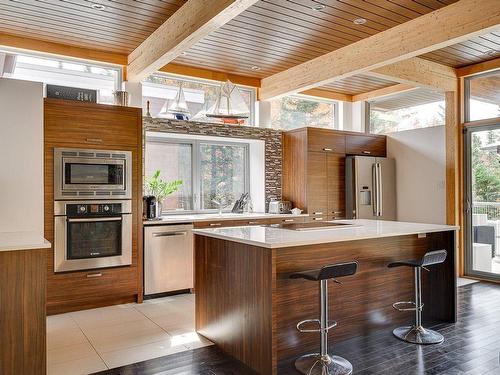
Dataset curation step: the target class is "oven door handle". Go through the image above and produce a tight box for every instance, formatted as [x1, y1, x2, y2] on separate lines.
[67, 217, 122, 223]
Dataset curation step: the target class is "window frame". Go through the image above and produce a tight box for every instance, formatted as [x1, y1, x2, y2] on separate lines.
[0, 47, 123, 94]
[366, 96, 446, 135]
[145, 135, 251, 214]
[270, 94, 340, 130]
[464, 69, 500, 123]
[143, 72, 257, 126]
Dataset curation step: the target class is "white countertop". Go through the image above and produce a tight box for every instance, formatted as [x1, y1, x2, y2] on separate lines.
[192, 219, 459, 249]
[143, 212, 309, 225]
[0, 232, 51, 252]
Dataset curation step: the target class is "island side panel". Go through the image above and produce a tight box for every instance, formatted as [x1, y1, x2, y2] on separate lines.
[194, 235, 275, 375]
[273, 231, 456, 362]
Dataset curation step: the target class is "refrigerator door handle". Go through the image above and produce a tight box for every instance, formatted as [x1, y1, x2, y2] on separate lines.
[372, 163, 378, 216]
[377, 163, 383, 217]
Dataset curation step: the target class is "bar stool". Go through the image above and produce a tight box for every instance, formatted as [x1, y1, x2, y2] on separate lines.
[289, 261, 358, 375]
[388, 250, 447, 345]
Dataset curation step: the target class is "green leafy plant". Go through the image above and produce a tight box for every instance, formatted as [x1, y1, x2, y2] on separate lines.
[145, 170, 183, 201]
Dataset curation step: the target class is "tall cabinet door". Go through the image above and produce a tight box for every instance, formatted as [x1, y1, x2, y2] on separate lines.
[327, 153, 345, 219]
[307, 151, 328, 216]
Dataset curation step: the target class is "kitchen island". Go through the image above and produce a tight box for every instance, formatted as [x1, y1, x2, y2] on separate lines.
[193, 219, 458, 375]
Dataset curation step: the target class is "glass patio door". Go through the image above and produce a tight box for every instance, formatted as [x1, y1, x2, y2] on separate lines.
[465, 125, 500, 279]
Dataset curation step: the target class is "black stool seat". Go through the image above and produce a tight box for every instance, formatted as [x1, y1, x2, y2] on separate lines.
[387, 249, 447, 346]
[388, 250, 447, 269]
[290, 261, 358, 281]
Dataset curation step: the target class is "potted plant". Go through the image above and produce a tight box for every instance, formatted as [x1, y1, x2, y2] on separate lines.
[145, 170, 183, 218]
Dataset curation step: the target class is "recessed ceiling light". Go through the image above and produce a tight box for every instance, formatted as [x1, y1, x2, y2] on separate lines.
[251, 66, 261, 71]
[311, 1, 325, 11]
[353, 18, 367, 25]
[485, 50, 497, 56]
[90, 3, 106, 10]
[180, 51, 187, 56]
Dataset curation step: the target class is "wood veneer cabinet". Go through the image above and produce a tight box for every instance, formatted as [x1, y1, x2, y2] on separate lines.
[44, 99, 143, 314]
[0, 249, 46, 375]
[282, 127, 386, 219]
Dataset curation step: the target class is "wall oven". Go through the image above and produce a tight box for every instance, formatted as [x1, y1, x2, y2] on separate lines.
[54, 200, 132, 272]
[54, 148, 132, 200]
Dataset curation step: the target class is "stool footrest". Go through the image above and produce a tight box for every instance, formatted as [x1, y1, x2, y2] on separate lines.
[296, 319, 337, 333]
[392, 301, 423, 312]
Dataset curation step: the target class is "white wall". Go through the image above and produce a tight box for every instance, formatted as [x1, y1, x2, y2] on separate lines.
[346, 101, 366, 132]
[387, 126, 446, 224]
[0, 78, 44, 233]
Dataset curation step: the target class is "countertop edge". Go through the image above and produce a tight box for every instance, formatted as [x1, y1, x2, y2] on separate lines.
[0, 239, 51, 252]
[143, 213, 309, 225]
[192, 225, 460, 249]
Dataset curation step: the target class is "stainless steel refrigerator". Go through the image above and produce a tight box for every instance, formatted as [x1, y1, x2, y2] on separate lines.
[345, 156, 396, 220]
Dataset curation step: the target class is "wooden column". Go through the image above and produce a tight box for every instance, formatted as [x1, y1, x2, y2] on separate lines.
[445, 89, 460, 226]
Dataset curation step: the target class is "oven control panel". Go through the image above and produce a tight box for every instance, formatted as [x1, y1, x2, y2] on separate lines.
[66, 203, 122, 216]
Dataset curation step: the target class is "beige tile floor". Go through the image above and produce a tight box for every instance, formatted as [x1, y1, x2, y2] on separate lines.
[47, 293, 212, 375]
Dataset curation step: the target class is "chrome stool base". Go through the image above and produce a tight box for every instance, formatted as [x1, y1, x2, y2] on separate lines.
[393, 325, 444, 345]
[295, 353, 353, 375]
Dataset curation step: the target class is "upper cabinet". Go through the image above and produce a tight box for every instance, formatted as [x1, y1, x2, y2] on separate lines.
[345, 134, 386, 157]
[307, 128, 346, 153]
[44, 98, 141, 148]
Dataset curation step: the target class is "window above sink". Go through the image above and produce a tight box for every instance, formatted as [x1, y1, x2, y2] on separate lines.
[145, 132, 265, 215]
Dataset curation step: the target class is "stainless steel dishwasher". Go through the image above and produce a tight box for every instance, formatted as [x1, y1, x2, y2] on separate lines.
[144, 224, 194, 296]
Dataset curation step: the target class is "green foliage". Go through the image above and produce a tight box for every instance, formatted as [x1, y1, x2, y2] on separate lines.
[145, 170, 183, 201]
[471, 131, 500, 203]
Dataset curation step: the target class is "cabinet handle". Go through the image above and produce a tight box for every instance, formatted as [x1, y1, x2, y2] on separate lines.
[323, 148, 333, 152]
[210, 223, 222, 227]
[86, 272, 102, 278]
[153, 232, 187, 237]
[313, 211, 323, 215]
[248, 221, 259, 225]
[283, 219, 294, 222]
[85, 138, 103, 144]
[332, 211, 342, 214]
[313, 217, 324, 221]
[362, 150, 371, 154]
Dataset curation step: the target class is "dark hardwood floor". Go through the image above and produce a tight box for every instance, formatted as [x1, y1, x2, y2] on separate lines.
[95, 282, 500, 375]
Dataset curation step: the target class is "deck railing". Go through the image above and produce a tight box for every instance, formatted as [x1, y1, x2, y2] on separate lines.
[473, 202, 500, 221]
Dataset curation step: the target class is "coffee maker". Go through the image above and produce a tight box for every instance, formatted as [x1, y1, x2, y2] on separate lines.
[143, 196, 157, 220]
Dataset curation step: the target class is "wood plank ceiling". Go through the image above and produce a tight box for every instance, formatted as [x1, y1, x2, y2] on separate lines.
[0, 0, 498, 96]
[0, 0, 186, 54]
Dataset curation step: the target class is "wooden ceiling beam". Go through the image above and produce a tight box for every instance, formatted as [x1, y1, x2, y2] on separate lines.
[127, 0, 259, 82]
[365, 57, 458, 92]
[260, 0, 500, 100]
[352, 84, 418, 102]
[299, 88, 353, 102]
[456, 57, 500, 77]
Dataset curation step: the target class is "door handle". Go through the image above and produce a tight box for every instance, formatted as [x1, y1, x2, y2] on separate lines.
[377, 163, 383, 217]
[323, 148, 333, 152]
[362, 150, 371, 154]
[152, 232, 187, 237]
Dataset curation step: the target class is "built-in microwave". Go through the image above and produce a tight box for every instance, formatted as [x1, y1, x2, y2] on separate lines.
[54, 148, 132, 200]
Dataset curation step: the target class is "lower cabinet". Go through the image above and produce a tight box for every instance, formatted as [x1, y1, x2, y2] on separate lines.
[0, 249, 46, 375]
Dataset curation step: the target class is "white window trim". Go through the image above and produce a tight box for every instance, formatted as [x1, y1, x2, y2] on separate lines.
[146, 133, 252, 214]
[144, 72, 257, 126]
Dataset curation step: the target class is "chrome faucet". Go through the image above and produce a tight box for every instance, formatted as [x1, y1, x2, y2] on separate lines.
[211, 199, 223, 216]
